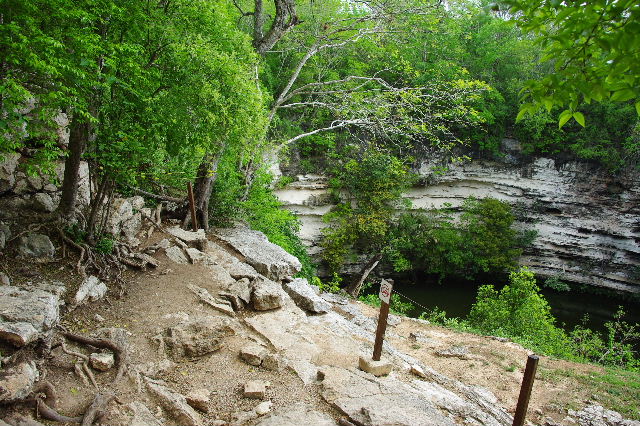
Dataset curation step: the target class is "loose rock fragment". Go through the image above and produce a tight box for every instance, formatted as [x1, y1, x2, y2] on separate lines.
[90, 352, 115, 371]
[239, 344, 266, 366]
[244, 380, 268, 399]
[358, 356, 393, 377]
[186, 388, 210, 413]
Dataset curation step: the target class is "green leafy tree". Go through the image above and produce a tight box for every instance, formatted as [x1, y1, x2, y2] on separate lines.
[506, 0, 640, 126]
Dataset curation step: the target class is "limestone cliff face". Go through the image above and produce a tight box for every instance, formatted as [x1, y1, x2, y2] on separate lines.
[275, 145, 640, 294]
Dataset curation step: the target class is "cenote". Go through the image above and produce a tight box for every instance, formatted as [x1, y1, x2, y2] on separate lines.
[373, 273, 640, 333]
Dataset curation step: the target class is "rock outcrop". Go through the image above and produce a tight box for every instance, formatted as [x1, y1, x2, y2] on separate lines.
[213, 227, 302, 281]
[274, 148, 640, 294]
[0, 282, 64, 346]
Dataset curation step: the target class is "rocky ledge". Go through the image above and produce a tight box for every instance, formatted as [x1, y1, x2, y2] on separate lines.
[274, 146, 640, 294]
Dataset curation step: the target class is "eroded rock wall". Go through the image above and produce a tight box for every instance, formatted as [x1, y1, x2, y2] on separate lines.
[274, 150, 640, 294]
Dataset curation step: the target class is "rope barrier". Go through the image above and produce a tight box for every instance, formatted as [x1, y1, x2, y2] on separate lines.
[390, 288, 432, 313]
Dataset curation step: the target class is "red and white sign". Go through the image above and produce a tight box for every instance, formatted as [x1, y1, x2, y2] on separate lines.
[378, 280, 393, 304]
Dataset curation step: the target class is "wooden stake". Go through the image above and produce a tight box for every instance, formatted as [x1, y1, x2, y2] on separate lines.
[187, 182, 198, 231]
[512, 354, 539, 426]
[372, 279, 393, 361]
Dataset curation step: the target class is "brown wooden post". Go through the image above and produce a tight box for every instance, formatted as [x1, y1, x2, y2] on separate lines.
[512, 354, 539, 426]
[187, 182, 198, 231]
[372, 279, 393, 361]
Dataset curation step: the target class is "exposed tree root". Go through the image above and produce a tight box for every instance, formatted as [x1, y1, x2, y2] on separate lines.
[36, 398, 83, 424]
[81, 392, 115, 426]
[62, 332, 127, 383]
[32, 381, 57, 408]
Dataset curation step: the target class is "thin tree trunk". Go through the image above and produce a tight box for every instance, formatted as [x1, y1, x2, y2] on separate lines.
[186, 148, 225, 231]
[59, 117, 89, 223]
[345, 252, 383, 298]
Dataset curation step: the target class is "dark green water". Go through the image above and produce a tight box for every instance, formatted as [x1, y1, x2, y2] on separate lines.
[390, 278, 640, 333]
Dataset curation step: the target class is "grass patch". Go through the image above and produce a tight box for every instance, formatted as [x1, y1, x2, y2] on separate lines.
[575, 368, 640, 420]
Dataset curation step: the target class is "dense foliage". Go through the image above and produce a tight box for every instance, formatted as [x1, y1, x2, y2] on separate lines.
[423, 268, 640, 370]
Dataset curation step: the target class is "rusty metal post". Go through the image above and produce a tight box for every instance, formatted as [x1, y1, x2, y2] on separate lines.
[512, 354, 539, 426]
[372, 279, 393, 361]
[187, 182, 198, 231]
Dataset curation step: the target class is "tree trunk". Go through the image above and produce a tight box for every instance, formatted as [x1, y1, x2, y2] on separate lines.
[345, 252, 383, 298]
[253, 0, 298, 56]
[186, 149, 224, 231]
[59, 117, 89, 223]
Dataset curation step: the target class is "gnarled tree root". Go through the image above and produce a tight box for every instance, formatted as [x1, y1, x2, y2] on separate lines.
[62, 332, 127, 383]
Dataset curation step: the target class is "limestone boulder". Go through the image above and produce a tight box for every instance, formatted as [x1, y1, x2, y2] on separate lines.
[219, 278, 251, 311]
[255, 403, 338, 426]
[0, 153, 20, 193]
[0, 285, 62, 346]
[74, 275, 108, 305]
[213, 228, 301, 281]
[146, 379, 202, 426]
[165, 246, 189, 264]
[167, 227, 207, 249]
[163, 316, 236, 358]
[251, 276, 284, 311]
[17, 233, 55, 258]
[283, 278, 330, 313]
[0, 361, 40, 403]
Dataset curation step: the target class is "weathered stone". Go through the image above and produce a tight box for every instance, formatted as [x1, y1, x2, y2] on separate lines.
[213, 228, 302, 281]
[166, 227, 206, 248]
[205, 263, 236, 288]
[251, 276, 284, 311]
[129, 195, 145, 210]
[243, 380, 268, 399]
[321, 366, 457, 426]
[255, 403, 337, 426]
[163, 316, 236, 358]
[186, 388, 210, 413]
[0, 361, 39, 402]
[188, 284, 235, 317]
[282, 278, 331, 313]
[219, 278, 252, 311]
[0, 272, 10, 286]
[90, 352, 115, 371]
[121, 212, 142, 240]
[409, 364, 427, 379]
[0, 285, 61, 346]
[568, 404, 640, 426]
[387, 315, 401, 327]
[75, 275, 108, 305]
[262, 353, 284, 371]
[435, 345, 473, 360]
[128, 401, 163, 426]
[239, 343, 266, 366]
[146, 378, 202, 426]
[165, 246, 189, 264]
[358, 356, 393, 377]
[255, 401, 273, 416]
[33, 193, 56, 212]
[0, 153, 20, 193]
[107, 198, 134, 236]
[185, 247, 205, 264]
[17, 233, 55, 258]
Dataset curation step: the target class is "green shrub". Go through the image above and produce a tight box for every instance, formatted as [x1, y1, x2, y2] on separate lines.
[467, 267, 574, 357]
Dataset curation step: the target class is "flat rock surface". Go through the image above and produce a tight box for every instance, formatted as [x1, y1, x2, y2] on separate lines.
[255, 403, 338, 426]
[163, 316, 237, 357]
[146, 379, 202, 426]
[283, 278, 331, 313]
[0, 361, 39, 403]
[0, 285, 62, 346]
[251, 276, 285, 311]
[214, 228, 301, 281]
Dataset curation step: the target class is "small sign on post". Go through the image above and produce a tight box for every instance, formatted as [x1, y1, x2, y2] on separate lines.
[372, 279, 393, 361]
